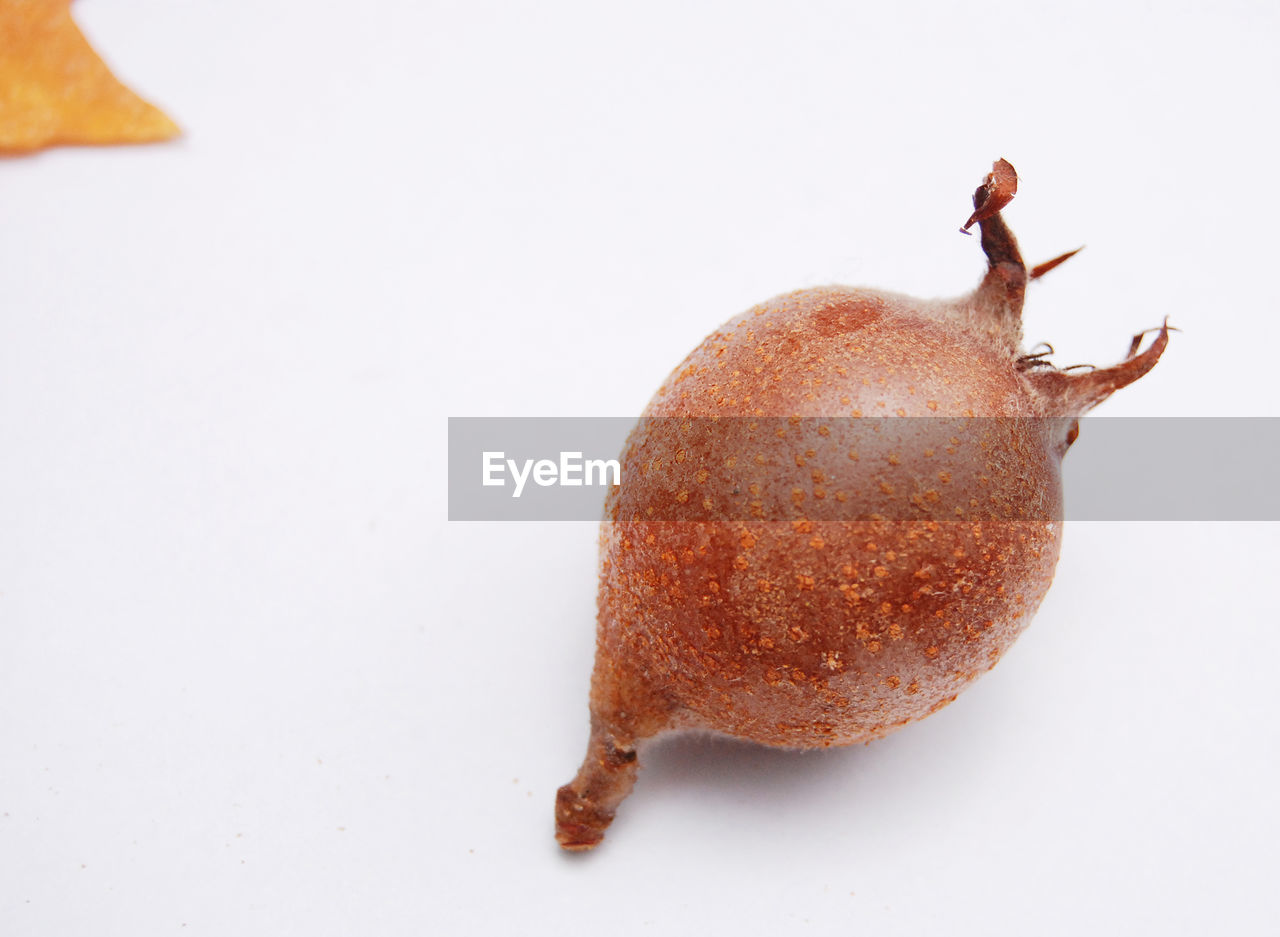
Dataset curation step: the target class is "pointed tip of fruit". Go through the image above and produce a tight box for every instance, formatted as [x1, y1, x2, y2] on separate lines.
[554, 783, 611, 851]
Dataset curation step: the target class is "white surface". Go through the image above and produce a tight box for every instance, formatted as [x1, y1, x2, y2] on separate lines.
[2, 1, 1277, 934]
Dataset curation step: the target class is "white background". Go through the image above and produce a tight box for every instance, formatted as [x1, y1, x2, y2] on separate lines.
[2, 1, 1278, 934]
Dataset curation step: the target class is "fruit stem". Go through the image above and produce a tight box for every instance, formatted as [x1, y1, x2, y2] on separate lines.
[978, 207, 1024, 270]
[555, 724, 640, 851]
[974, 201, 1027, 326]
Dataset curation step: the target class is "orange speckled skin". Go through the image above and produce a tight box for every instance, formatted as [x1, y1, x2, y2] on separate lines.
[555, 167, 1169, 850]
[592, 287, 1063, 750]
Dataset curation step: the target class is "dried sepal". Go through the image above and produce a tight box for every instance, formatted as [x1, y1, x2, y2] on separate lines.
[1028, 319, 1173, 415]
[1030, 246, 1085, 280]
[962, 157, 1018, 232]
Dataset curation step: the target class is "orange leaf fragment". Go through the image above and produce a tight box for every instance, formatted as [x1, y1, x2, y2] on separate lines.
[0, 0, 179, 153]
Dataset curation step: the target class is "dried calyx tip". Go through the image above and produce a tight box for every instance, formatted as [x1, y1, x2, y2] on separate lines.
[1126, 320, 1181, 357]
[1030, 246, 1085, 280]
[961, 158, 1018, 233]
[1027, 318, 1174, 415]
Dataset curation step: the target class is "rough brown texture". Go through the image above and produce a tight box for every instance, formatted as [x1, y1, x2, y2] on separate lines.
[555, 161, 1170, 851]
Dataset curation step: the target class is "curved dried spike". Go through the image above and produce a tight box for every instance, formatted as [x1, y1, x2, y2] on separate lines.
[1030, 319, 1172, 415]
[1124, 324, 1180, 358]
[1016, 342, 1057, 371]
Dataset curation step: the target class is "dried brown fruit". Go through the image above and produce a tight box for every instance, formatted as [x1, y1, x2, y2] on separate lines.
[555, 160, 1169, 850]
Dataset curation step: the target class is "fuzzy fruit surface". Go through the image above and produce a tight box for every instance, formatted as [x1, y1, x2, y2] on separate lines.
[596, 286, 1065, 749]
[556, 161, 1169, 850]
